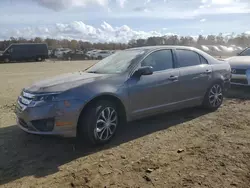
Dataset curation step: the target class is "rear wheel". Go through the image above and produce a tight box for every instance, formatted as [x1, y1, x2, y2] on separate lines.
[77, 100, 119, 146]
[4, 58, 10, 63]
[203, 83, 224, 110]
[36, 57, 42, 62]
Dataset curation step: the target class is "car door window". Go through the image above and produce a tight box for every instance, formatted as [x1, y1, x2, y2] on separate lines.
[7, 48, 13, 54]
[199, 55, 208, 64]
[176, 50, 201, 68]
[141, 50, 173, 72]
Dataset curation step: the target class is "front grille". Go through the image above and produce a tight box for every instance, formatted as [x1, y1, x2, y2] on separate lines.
[231, 79, 248, 85]
[15, 103, 22, 113]
[232, 69, 246, 75]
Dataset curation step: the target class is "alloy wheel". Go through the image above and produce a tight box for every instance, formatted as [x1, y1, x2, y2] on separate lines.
[94, 107, 118, 141]
[208, 84, 223, 107]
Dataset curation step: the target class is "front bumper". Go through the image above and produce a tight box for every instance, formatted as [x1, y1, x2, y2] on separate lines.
[15, 99, 84, 137]
[231, 74, 250, 86]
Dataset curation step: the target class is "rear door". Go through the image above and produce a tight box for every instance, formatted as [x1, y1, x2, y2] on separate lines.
[174, 49, 212, 102]
[128, 49, 180, 118]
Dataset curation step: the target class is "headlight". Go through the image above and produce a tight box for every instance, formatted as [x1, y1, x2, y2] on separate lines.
[32, 94, 59, 102]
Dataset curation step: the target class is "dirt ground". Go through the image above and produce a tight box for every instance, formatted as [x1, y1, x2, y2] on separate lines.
[0, 60, 250, 188]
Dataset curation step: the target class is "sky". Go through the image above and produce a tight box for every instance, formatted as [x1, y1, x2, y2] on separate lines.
[0, 0, 249, 43]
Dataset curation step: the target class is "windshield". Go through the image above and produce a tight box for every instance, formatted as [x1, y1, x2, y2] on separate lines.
[86, 50, 146, 74]
[238, 48, 250, 56]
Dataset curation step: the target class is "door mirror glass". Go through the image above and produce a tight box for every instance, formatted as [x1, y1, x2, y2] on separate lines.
[134, 66, 153, 76]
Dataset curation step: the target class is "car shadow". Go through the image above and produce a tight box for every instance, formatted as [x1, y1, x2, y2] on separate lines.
[0, 107, 210, 185]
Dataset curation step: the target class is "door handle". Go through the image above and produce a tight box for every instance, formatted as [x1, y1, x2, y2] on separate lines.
[168, 75, 179, 81]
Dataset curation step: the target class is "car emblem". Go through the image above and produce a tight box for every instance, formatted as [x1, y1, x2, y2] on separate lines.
[231, 69, 236, 74]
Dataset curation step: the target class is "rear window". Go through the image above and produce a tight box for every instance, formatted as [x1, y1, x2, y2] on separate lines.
[176, 50, 201, 68]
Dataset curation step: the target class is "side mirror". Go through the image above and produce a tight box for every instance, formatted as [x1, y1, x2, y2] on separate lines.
[134, 66, 153, 77]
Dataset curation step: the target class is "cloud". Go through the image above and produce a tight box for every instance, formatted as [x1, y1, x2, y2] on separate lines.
[200, 18, 206, 22]
[33, 0, 109, 11]
[133, 6, 152, 12]
[116, 0, 127, 8]
[0, 21, 176, 43]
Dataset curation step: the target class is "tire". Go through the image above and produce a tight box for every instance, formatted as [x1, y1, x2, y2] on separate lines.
[4, 58, 10, 63]
[77, 100, 119, 146]
[37, 57, 42, 62]
[98, 56, 102, 60]
[203, 83, 224, 111]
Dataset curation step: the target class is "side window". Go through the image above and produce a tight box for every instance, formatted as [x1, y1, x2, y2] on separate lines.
[141, 50, 173, 72]
[199, 55, 208, 64]
[176, 50, 201, 68]
[7, 48, 13, 53]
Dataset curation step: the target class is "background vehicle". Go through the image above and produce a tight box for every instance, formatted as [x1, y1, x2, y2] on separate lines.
[225, 47, 250, 86]
[0, 43, 48, 63]
[63, 50, 89, 60]
[92, 50, 112, 59]
[15, 46, 231, 146]
[54, 48, 72, 58]
[86, 49, 100, 59]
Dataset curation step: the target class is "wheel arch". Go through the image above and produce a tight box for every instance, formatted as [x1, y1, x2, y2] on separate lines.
[76, 94, 127, 129]
[209, 77, 226, 89]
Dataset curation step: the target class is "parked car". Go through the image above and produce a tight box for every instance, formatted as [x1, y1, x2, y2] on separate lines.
[225, 47, 250, 86]
[15, 46, 231, 145]
[63, 50, 89, 60]
[54, 48, 72, 58]
[48, 49, 53, 57]
[86, 49, 100, 59]
[93, 50, 112, 59]
[0, 43, 48, 63]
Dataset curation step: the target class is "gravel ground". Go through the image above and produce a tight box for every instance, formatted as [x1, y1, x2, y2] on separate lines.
[0, 61, 250, 188]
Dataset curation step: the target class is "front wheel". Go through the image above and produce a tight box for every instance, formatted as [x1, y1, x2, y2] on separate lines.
[36, 57, 42, 62]
[77, 100, 119, 146]
[203, 83, 224, 110]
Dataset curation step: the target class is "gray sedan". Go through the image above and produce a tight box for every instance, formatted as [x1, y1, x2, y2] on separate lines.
[15, 46, 231, 145]
[226, 47, 250, 86]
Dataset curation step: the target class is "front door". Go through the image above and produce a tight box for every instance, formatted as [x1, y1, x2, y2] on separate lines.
[128, 49, 180, 119]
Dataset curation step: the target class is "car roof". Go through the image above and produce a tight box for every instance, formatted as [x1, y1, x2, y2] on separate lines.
[127, 45, 197, 51]
[11, 43, 47, 46]
[126, 45, 218, 63]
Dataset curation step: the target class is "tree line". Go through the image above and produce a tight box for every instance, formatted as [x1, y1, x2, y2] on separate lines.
[0, 33, 249, 51]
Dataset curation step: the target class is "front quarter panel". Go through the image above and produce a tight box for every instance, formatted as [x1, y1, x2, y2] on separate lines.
[60, 73, 130, 120]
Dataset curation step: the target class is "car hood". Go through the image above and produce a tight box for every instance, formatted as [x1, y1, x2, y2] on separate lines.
[25, 71, 108, 93]
[226, 56, 250, 69]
